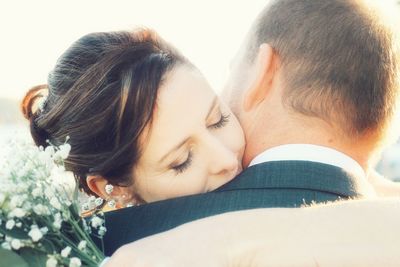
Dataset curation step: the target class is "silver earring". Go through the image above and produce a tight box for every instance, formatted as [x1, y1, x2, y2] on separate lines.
[107, 199, 116, 208]
[105, 184, 114, 195]
[105, 184, 116, 208]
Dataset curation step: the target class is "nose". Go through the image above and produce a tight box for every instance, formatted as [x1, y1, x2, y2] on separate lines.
[206, 135, 238, 176]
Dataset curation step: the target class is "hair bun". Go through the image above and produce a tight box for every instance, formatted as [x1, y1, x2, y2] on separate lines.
[21, 84, 48, 120]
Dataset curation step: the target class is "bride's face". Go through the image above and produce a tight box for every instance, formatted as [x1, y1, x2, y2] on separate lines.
[132, 65, 245, 203]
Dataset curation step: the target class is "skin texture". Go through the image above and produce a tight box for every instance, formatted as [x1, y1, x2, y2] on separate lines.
[132, 65, 245, 202]
[223, 43, 381, 170]
[87, 65, 245, 205]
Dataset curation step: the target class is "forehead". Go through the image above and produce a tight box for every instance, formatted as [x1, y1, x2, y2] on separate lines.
[141, 65, 215, 159]
[157, 65, 214, 111]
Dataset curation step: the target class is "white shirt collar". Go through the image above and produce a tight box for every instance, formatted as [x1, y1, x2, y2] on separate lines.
[249, 144, 366, 178]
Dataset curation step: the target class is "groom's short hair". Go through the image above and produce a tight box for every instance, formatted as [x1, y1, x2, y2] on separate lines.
[247, 0, 400, 137]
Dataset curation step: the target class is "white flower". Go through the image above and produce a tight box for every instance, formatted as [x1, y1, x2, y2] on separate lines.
[55, 144, 71, 160]
[22, 201, 32, 212]
[87, 195, 97, 209]
[32, 187, 43, 198]
[90, 216, 103, 228]
[53, 220, 62, 229]
[61, 246, 71, 258]
[44, 146, 55, 158]
[82, 220, 90, 233]
[6, 220, 15, 230]
[50, 197, 62, 210]
[44, 187, 55, 199]
[88, 196, 96, 203]
[94, 198, 104, 207]
[78, 240, 87, 250]
[107, 199, 116, 209]
[15, 222, 22, 228]
[105, 184, 113, 194]
[98, 226, 107, 236]
[28, 226, 44, 242]
[38, 150, 54, 171]
[10, 208, 27, 218]
[33, 204, 50, 215]
[11, 239, 22, 250]
[40, 227, 49, 235]
[9, 195, 26, 209]
[46, 256, 58, 267]
[15, 180, 30, 194]
[16, 165, 30, 179]
[81, 203, 90, 211]
[53, 213, 63, 229]
[69, 257, 82, 267]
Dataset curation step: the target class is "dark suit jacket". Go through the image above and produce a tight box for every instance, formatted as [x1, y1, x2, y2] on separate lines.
[94, 161, 372, 256]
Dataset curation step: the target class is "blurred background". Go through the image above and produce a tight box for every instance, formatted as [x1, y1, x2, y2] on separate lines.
[0, 0, 400, 181]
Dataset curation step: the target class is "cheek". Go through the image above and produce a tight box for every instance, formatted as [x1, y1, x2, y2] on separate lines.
[133, 166, 210, 202]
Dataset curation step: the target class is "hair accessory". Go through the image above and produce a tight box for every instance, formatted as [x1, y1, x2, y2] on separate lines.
[105, 184, 114, 195]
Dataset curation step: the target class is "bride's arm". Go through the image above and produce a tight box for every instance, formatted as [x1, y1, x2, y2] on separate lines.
[106, 199, 400, 267]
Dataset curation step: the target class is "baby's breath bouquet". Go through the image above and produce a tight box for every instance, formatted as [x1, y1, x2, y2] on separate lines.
[0, 139, 105, 267]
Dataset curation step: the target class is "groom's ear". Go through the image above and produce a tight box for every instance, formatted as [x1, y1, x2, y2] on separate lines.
[243, 43, 278, 112]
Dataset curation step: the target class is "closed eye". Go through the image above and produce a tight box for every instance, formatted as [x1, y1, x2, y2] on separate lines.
[209, 113, 230, 129]
[171, 150, 193, 174]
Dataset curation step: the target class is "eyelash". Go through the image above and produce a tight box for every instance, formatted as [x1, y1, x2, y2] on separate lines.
[172, 150, 193, 174]
[171, 112, 230, 175]
[209, 113, 230, 129]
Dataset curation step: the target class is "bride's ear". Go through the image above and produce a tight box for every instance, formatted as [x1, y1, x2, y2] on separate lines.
[86, 175, 109, 199]
[243, 43, 278, 112]
[86, 175, 139, 208]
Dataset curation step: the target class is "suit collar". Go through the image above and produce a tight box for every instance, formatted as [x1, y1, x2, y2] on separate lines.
[249, 144, 365, 179]
[217, 161, 376, 198]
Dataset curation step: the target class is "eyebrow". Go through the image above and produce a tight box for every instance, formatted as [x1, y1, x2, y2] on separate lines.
[158, 96, 218, 165]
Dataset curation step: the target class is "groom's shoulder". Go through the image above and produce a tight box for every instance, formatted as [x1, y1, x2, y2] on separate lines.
[97, 160, 368, 256]
[217, 160, 374, 202]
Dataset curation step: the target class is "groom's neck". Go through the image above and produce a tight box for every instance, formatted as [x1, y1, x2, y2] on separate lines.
[242, 113, 380, 172]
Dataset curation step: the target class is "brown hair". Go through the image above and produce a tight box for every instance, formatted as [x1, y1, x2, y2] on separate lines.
[21, 29, 186, 195]
[247, 0, 400, 137]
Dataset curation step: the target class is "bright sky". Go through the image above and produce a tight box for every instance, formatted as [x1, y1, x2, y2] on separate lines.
[0, 0, 267, 100]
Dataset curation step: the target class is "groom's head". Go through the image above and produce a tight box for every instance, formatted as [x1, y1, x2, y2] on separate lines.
[224, 0, 400, 167]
